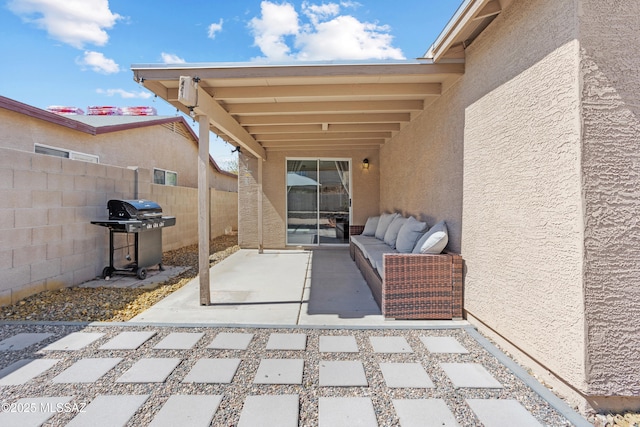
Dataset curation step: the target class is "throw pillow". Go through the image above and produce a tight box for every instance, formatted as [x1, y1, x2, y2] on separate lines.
[362, 216, 380, 236]
[413, 220, 448, 254]
[383, 216, 408, 248]
[395, 216, 428, 253]
[375, 212, 399, 240]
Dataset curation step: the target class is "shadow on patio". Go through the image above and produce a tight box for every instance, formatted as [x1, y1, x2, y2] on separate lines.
[130, 247, 467, 327]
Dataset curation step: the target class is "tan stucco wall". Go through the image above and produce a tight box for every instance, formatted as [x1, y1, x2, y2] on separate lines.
[580, 0, 640, 405]
[238, 149, 379, 248]
[0, 107, 237, 192]
[381, 0, 588, 395]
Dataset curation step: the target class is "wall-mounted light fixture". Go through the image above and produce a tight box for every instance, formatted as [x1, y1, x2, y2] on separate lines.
[362, 158, 370, 170]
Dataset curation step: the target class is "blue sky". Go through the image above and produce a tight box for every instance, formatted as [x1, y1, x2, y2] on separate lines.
[0, 0, 461, 167]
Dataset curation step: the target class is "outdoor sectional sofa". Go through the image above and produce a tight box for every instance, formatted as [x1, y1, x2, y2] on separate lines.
[349, 213, 463, 320]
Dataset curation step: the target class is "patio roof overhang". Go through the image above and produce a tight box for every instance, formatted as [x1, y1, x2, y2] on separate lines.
[131, 60, 465, 160]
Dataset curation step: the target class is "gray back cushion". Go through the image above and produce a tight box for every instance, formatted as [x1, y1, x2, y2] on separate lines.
[362, 216, 380, 236]
[374, 212, 399, 240]
[413, 220, 448, 254]
[395, 216, 428, 253]
[383, 216, 407, 248]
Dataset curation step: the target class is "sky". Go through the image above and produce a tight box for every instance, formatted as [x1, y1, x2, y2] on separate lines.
[0, 0, 462, 169]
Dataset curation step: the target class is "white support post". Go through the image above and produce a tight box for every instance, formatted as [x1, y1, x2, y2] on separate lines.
[198, 115, 211, 305]
[258, 157, 264, 254]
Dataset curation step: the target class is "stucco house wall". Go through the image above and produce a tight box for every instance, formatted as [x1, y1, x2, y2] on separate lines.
[0, 99, 238, 192]
[579, 0, 640, 408]
[382, 0, 590, 405]
[238, 148, 379, 249]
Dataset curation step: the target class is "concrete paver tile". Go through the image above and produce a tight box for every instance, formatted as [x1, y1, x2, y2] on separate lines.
[253, 358, 304, 384]
[207, 332, 254, 350]
[0, 396, 73, 427]
[420, 336, 469, 354]
[440, 363, 503, 389]
[466, 399, 543, 427]
[0, 333, 53, 351]
[369, 336, 413, 353]
[52, 358, 122, 383]
[392, 399, 460, 427]
[319, 397, 378, 427]
[183, 358, 241, 383]
[66, 395, 150, 427]
[319, 335, 359, 353]
[40, 332, 104, 351]
[0, 359, 60, 385]
[237, 394, 299, 427]
[115, 358, 182, 383]
[99, 331, 156, 350]
[379, 362, 434, 388]
[149, 394, 223, 427]
[153, 332, 204, 349]
[266, 332, 307, 350]
[319, 360, 368, 386]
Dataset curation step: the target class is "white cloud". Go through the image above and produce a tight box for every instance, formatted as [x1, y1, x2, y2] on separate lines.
[208, 19, 224, 39]
[249, 1, 404, 61]
[249, 1, 299, 61]
[161, 52, 186, 64]
[78, 51, 120, 74]
[96, 88, 152, 99]
[7, 0, 121, 49]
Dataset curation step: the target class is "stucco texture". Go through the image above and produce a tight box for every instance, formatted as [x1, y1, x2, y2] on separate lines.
[580, 0, 640, 399]
[381, 0, 588, 393]
[238, 149, 379, 249]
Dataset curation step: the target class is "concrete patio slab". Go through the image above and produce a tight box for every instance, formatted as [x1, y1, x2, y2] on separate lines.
[467, 399, 543, 427]
[0, 396, 73, 427]
[0, 359, 59, 385]
[207, 332, 253, 350]
[379, 362, 434, 388]
[392, 399, 460, 427]
[238, 394, 299, 427]
[369, 336, 413, 353]
[266, 332, 307, 350]
[182, 358, 241, 383]
[0, 333, 53, 351]
[153, 332, 204, 349]
[65, 395, 149, 427]
[52, 357, 122, 383]
[440, 363, 504, 389]
[40, 332, 104, 351]
[421, 336, 469, 354]
[129, 248, 470, 328]
[253, 358, 304, 384]
[319, 397, 378, 427]
[115, 358, 181, 383]
[149, 394, 222, 427]
[319, 360, 368, 386]
[99, 331, 156, 350]
[319, 335, 359, 353]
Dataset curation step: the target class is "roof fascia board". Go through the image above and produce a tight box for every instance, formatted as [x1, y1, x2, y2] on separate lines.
[425, 0, 493, 62]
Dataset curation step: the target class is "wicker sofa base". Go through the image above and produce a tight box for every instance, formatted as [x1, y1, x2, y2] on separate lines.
[349, 227, 463, 320]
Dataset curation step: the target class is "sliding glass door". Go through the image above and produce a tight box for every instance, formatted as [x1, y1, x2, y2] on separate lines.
[287, 158, 351, 245]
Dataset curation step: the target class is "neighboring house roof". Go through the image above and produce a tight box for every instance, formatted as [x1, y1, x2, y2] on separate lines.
[0, 95, 235, 177]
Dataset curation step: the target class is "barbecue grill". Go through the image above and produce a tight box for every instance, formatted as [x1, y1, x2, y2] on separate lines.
[91, 199, 176, 280]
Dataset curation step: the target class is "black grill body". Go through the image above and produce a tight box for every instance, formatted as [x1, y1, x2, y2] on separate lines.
[91, 199, 176, 280]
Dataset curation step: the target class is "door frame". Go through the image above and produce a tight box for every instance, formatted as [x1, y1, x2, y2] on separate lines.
[285, 157, 352, 246]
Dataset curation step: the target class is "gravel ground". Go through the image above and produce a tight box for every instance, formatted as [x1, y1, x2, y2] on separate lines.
[0, 234, 239, 323]
[0, 323, 579, 427]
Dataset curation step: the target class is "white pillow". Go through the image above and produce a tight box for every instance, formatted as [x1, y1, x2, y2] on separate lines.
[383, 216, 407, 248]
[375, 212, 399, 240]
[362, 216, 379, 236]
[413, 220, 448, 254]
[395, 216, 427, 253]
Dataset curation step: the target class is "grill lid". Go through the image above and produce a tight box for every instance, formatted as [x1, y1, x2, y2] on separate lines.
[108, 199, 162, 220]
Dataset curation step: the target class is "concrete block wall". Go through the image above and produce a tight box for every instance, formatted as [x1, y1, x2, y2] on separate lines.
[0, 147, 137, 306]
[0, 147, 238, 306]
